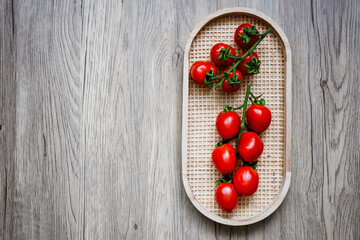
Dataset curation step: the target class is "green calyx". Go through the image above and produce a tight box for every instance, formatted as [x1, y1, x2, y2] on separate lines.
[222, 105, 233, 113]
[250, 92, 266, 106]
[222, 104, 243, 113]
[215, 141, 223, 147]
[214, 69, 241, 91]
[218, 47, 242, 61]
[242, 160, 258, 170]
[215, 178, 233, 189]
[238, 26, 260, 44]
[217, 47, 231, 62]
[244, 56, 261, 75]
[204, 70, 225, 89]
[228, 73, 241, 88]
[204, 69, 216, 88]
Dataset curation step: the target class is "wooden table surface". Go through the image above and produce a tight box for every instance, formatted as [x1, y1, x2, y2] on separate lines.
[1, 0, 359, 239]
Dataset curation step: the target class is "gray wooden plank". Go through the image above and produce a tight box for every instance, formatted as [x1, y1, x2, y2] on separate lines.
[0, 0, 16, 239]
[1, 0, 360, 239]
[311, 1, 360, 239]
[80, 1, 141, 239]
[1, 0, 84, 239]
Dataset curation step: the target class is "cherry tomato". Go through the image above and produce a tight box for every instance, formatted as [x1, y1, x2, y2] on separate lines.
[190, 61, 218, 85]
[234, 23, 260, 49]
[238, 132, 264, 162]
[216, 111, 240, 139]
[220, 68, 242, 93]
[212, 144, 237, 174]
[246, 105, 271, 133]
[237, 52, 260, 76]
[215, 182, 238, 213]
[233, 166, 259, 196]
[210, 43, 236, 67]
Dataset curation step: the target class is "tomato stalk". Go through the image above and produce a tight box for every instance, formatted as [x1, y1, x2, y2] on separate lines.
[237, 84, 252, 148]
[214, 28, 272, 90]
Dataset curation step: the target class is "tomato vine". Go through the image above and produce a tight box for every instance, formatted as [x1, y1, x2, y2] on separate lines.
[204, 28, 272, 90]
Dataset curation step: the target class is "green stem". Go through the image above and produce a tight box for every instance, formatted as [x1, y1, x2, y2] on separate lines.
[210, 74, 224, 80]
[237, 84, 251, 147]
[214, 77, 226, 90]
[228, 58, 242, 73]
[250, 92, 257, 99]
[204, 73, 225, 88]
[227, 54, 242, 59]
[233, 104, 244, 110]
[256, 93, 264, 99]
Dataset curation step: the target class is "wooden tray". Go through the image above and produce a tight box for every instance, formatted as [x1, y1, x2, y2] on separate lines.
[182, 8, 292, 226]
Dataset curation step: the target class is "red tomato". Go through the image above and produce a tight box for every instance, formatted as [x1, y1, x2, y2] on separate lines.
[237, 52, 260, 76]
[233, 166, 259, 196]
[190, 61, 218, 85]
[215, 182, 238, 213]
[210, 43, 236, 67]
[216, 111, 240, 139]
[246, 105, 271, 133]
[234, 24, 260, 49]
[238, 132, 264, 162]
[212, 144, 237, 174]
[220, 68, 242, 93]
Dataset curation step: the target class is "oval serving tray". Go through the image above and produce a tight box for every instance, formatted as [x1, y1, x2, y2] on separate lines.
[182, 8, 292, 226]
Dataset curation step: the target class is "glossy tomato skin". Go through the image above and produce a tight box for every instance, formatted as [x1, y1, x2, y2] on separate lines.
[234, 23, 260, 49]
[190, 61, 218, 85]
[212, 144, 237, 174]
[233, 166, 259, 196]
[210, 43, 236, 67]
[237, 52, 260, 76]
[216, 111, 240, 139]
[215, 183, 238, 213]
[246, 105, 271, 133]
[220, 68, 242, 93]
[238, 132, 264, 162]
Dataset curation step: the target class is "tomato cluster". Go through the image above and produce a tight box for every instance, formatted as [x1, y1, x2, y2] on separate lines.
[188, 23, 274, 213]
[213, 85, 272, 213]
[190, 23, 271, 93]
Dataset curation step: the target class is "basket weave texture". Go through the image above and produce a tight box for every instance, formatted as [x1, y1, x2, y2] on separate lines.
[187, 14, 285, 219]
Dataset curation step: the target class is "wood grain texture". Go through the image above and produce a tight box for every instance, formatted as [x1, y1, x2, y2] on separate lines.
[0, 0, 359, 239]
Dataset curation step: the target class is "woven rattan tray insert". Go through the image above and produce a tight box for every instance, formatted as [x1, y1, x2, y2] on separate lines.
[182, 8, 292, 226]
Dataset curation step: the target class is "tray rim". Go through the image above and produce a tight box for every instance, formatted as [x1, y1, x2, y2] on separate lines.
[181, 7, 292, 226]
